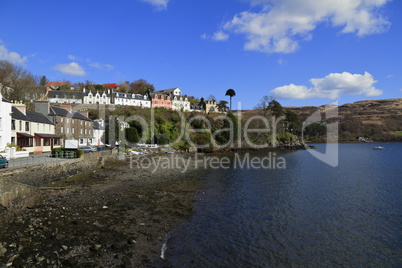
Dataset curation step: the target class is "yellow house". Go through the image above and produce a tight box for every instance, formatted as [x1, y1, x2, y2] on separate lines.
[11, 102, 60, 154]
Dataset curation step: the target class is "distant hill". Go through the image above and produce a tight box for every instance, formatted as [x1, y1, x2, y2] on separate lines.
[286, 98, 402, 142]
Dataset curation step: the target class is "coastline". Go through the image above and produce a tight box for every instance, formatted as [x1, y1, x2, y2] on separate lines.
[0, 154, 209, 267]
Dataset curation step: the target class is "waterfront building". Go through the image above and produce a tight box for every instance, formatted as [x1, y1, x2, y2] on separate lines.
[11, 102, 60, 153]
[0, 88, 12, 151]
[35, 102, 94, 147]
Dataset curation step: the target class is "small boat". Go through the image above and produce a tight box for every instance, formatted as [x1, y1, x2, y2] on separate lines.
[373, 146, 384, 150]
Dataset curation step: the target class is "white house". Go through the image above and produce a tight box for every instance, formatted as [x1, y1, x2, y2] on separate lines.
[0, 87, 12, 151]
[113, 92, 130, 106]
[47, 90, 83, 104]
[129, 94, 151, 108]
[155, 87, 182, 96]
[93, 119, 105, 146]
[83, 88, 111, 105]
[172, 95, 191, 111]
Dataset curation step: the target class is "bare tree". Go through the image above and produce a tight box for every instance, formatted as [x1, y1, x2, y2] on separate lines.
[0, 60, 37, 101]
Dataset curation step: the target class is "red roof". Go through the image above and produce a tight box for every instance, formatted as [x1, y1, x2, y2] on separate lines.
[45, 81, 72, 87]
[103, 83, 119, 88]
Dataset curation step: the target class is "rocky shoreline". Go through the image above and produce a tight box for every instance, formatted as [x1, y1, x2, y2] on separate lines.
[0, 154, 208, 267]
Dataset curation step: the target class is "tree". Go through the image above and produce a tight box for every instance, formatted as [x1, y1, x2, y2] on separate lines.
[0, 60, 37, 101]
[129, 79, 155, 94]
[207, 95, 216, 101]
[94, 84, 104, 91]
[217, 100, 229, 113]
[225, 88, 236, 111]
[38, 75, 49, 86]
[268, 100, 284, 118]
[255, 96, 274, 111]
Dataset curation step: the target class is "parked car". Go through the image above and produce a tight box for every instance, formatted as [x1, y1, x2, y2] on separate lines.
[79, 146, 97, 153]
[0, 154, 8, 168]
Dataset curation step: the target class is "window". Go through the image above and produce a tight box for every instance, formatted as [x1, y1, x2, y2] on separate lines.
[61, 127, 63, 132]
[19, 121, 22, 131]
[35, 138, 41, 146]
[79, 138, 84, 144]
[54, 139, 59, 146]
[72, 128, 74, 133]
[11, 120, 15, 130]
[61, 118, 64, 123]
[26, 122, 29, 131]
[44, 139, 50, 146]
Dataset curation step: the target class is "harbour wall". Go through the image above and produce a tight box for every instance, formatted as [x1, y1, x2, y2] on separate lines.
[0, 150, 119, 211]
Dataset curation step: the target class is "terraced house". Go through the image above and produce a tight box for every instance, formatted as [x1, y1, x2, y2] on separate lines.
[11, 102, 60, 153]
[35, 102, 94, 147]
[83, 89, 111, 105]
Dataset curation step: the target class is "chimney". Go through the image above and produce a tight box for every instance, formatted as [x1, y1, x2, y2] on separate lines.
[35, 101, 54, 123]
[60, 103, 72, 113]
[13, 102, 26, 115]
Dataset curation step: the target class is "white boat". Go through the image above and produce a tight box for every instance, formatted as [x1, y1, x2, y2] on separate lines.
[373, 146, 384, 150]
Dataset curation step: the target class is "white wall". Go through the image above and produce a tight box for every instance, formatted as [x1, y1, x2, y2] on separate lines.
[0, 95, 12, 151]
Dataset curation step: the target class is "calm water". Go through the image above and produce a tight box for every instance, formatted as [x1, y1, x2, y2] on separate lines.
[164, 143, 402, 267]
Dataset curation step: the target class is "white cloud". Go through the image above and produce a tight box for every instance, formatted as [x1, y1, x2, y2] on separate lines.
[140, 0, 169, 10]
[271, 72, 382, 99]
[212, 31, 229, 41]
[89, 62, 114, 71]
[53, 62, 87, 76]
[0, 44, 28, 64]
[221, 0, 391, 54]
[68, 54, 79, 61]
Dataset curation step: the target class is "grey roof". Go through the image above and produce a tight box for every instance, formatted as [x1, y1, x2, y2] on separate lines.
[93, 121, 104, 130]
[11, 107, 30, 121]
[26, 110, 53, 124]
[72, 111, 92, 122]
[48, 90, 83, 99]
[129, 94, 149, 100]
[50, 106, 92, 122]
[51, 106, 70, 117]
[84, 90, 110, 97]
[114, 92, 128, 98]
[149, 93, 170, 100]
[155, 88, 179, 95]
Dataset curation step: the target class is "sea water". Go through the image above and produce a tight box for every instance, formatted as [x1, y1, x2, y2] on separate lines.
[165, 143, 402, 267]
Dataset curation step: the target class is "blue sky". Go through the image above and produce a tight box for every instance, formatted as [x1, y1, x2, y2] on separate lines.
[1, 0, 401, 109]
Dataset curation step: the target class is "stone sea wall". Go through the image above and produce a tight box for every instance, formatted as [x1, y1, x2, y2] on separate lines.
[0, 150, 118, 210]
